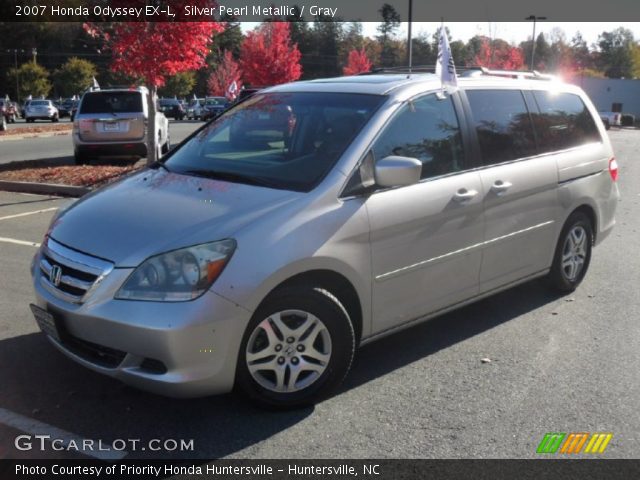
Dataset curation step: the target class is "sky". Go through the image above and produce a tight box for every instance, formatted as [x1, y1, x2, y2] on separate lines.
[364, 22, 640, 45]
[241, 22, 640, 46]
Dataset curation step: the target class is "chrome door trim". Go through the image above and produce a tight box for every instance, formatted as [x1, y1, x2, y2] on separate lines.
[375, 220, 554, 282]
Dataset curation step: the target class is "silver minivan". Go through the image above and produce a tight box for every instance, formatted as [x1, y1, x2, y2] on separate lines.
[31, 71, 619, 407]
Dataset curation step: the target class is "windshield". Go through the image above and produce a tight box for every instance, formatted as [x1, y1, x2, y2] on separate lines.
[31, 100, 49, 106]
[205, 98, 226, 106]
[79, 92, 143, 114]
[165, 92, 384, 192]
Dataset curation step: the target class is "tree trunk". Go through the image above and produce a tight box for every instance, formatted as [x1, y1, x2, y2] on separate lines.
[146, 85, 158, 166]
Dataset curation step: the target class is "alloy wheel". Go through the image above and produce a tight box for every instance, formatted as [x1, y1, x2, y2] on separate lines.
[561, 226, 588, 281]
[245, 310, 332, 393]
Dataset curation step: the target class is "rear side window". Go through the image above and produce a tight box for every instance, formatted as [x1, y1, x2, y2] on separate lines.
[80, 92, 143, 114]
[531, 91, 601, 152]
[466, 89, 537, 165]
[372, 94, 465, 180]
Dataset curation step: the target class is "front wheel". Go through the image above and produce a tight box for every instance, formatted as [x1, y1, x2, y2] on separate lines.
[236, 287, 355, 409]
[547, 212, 593, 292]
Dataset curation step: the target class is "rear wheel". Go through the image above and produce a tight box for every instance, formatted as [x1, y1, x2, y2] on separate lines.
[236, 287, 355, 409]
[547, 212, 593, 292]
[51, 114, 59, 123]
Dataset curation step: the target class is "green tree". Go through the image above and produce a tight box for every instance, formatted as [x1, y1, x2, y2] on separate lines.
[377, 3, 401, 67]
[52, 57, 97, 98]
[159, 71, 197, 98]
[597, 27, 636, 78]
[7, 62, 51, 100]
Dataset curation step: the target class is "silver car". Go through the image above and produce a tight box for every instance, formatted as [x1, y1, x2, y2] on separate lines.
[72, 87, 169, 164]
[31, 71, 619, 407]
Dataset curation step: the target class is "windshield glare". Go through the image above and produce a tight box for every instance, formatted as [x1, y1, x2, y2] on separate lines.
[166, 92, 384, 191]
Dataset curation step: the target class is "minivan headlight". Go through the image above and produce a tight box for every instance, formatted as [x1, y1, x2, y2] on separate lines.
[115, 239, 236, 302]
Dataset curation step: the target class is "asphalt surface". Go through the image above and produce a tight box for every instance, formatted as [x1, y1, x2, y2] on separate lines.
[0, 119, 203, 165]
[0, 129, 638, 460]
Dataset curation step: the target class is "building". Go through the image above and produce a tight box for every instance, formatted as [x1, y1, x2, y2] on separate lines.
[571, 77, 640, 119]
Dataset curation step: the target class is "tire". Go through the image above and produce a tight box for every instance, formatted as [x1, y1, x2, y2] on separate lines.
[236, 286, 355, 409]
[74, 151, 89, 165]
[547, 212, 593, 292]
[0, 116, 6, 131]
[52, 115, 59, 123]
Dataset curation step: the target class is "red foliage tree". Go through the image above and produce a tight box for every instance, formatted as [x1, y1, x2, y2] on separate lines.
[239, 22, 302, 86]
[343, 48, 372, 75]
[208, 50, 242, 98]
[473, 38, 525, 70]
[86, 1, 223, 164]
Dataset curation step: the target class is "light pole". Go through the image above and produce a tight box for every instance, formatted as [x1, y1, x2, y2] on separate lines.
[31, 48, 37, 64]
[407, 0, 413, 70]
[525, 15, 546, 70]
[7, 49, 23, 101]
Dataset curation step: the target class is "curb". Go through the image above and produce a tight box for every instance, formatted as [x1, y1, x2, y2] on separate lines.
[0, 180, 90, 197]
[0, 129, 72, 142]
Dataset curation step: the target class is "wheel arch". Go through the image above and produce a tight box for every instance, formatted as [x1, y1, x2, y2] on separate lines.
[259, 269, 364, 345]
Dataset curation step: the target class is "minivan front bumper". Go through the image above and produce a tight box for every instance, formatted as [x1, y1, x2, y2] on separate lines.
[32, 251, 252, 398]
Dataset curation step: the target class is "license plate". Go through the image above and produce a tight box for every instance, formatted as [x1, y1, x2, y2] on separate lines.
[30, 304, 61, 342]
[103, 122, 120, 132]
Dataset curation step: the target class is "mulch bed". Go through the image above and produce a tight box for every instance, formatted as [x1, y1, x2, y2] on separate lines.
[0, 124, 72, 136]
[0, 159, 142, 188]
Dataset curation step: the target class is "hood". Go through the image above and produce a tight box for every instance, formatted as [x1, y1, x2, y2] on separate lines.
[50, 169, 300, 267]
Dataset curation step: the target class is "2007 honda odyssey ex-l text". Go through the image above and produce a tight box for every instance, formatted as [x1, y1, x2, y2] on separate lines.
[31, 69, 619, 407]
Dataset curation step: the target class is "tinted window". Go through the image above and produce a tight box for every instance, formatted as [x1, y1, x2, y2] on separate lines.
[372, 94, 464, 180]
[80, 92, 143, 114]
[166, 92, 384, 192]
[531, 91, 601, 152]
[467, 90, 536, 165]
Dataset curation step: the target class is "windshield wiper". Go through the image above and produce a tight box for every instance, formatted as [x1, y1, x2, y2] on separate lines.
[182, 169, 282, 189]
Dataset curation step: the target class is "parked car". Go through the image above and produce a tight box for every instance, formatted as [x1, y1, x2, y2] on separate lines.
[201, 96, 229, 120]
[186, 98, 204, 120]
[72, 86, 169, 164]
[599, 111, 622, 130]
[159, 98, 186, 120]
[57, 99, 77, 119]
[30, 71, 619, 408]
[25, 99, 59, 122]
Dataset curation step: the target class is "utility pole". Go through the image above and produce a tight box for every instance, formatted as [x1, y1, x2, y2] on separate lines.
[407, 0, 413, 70]
[526, 15, 547, 70]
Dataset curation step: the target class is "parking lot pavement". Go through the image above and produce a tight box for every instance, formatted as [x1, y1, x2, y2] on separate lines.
[0, 130, 639, 460]
[0, 120, 201, 165]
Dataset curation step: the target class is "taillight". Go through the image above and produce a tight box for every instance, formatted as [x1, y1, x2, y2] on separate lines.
[608, 157, 618, 182]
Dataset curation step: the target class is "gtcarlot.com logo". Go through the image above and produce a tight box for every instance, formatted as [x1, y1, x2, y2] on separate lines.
[14, 435, 194, 453]
[537, 432, 613, 454]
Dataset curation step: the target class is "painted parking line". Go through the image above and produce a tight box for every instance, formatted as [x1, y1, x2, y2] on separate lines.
[0, 407, 128, 460]
[0, 207, 58, 222]
[0, 237, 40, 248]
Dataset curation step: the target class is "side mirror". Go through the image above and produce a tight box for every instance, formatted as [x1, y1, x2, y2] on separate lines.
[374, 155, 422, 188]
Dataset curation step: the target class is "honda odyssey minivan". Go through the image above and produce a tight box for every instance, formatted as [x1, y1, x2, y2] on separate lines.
[31, 70, 619, 407]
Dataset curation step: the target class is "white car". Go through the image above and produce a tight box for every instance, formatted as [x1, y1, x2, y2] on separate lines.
[599, 111, 622, 130]
[25, 100, 59, 123]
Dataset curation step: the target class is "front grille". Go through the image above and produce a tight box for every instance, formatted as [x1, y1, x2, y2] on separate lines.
[39, 237, 114, 304]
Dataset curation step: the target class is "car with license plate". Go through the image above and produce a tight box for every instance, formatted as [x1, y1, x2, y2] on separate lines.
[25, 99, 59, 122]
[31, 70, 619, 408]
[72, 87, 169, 164]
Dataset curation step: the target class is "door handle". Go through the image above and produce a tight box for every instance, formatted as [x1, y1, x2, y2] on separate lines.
[453, 188, 478, 202]
[491, 180, 513, 194]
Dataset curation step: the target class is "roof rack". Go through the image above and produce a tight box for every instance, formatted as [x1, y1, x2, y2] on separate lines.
[361, 65, 557, 81]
